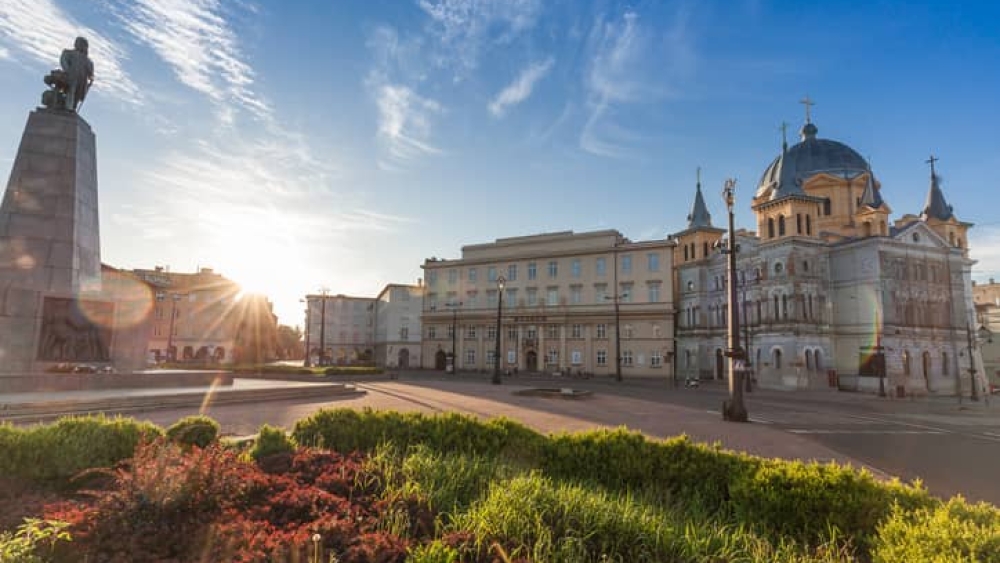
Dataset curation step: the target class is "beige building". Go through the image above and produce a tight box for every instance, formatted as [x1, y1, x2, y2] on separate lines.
[374, 283, 424, 369]
[972, 280, 1000, 390]
[420, 230, 676, 379]
[304, 293, 375, 365]
[134, 266, 277, 364]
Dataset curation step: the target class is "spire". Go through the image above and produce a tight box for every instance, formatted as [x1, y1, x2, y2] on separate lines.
[859, 157, 884, 209]
[920, 154, 954, 221]
[799, 96, 818, 141]
[686, 167, 713, 228]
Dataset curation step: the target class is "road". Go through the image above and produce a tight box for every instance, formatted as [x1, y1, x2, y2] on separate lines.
[126, 371, 1000, 505]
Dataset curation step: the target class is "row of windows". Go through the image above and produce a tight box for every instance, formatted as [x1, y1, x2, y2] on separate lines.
[427, 323, 663, 340]
[429, 282, 662, 310]
[431, 253, 663, 286]
[766, 213, 814, 239]
[466, 348, 664, 367]
[680, 294, 824, 328]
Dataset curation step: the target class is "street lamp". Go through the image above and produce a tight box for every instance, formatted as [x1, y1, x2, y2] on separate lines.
[965, 323, 990, 401]
[161, 292, 183, 362]
[301, 298, 312, 367]
[445, 301, 463, 373]
[610, 239, 624, 382]
[318, 287, 329, 366]
[493, 276, 505, 385]
[720, 178, 748, 422]
[739, 270, 759, 393]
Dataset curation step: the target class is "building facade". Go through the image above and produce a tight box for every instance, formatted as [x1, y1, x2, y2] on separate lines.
[134, 266, 277, 364]
[673, 114, 981, 396]
[304, 293, 375, 365]
[972, 280, 1000, 390]
[374, 283, 424, 369]
[420, 230, 676, 379]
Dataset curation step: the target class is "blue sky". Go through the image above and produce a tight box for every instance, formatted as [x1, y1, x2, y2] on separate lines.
[2, 0, 999, 326]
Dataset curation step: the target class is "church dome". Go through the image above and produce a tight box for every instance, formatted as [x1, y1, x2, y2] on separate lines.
[756, 122, 870, 201]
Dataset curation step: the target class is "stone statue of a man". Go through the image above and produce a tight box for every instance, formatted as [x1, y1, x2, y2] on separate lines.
[42, 36, 94, 112]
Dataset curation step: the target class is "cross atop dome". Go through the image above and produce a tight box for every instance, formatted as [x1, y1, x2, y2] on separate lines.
[800, 95, 815, 124]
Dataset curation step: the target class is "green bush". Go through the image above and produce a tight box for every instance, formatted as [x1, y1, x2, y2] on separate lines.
[249, 424, 296, 462]
[407, 540, 460, 563]
[0, 519, 71, 563]
[872, 497, 1000, 562]
[0, 416, 162, 484]
[729, 458, 934, 544]
[323, 366, 381, 376]
[165, 415, 220, 449]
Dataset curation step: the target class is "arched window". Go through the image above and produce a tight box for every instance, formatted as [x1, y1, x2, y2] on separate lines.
[796, 214, 802, 234]
[922, 351, 931, 380]
[768, 218, 775, 238]
[782, 294, 788, 319]
[942, 351, 949, 375]
[773, 295, 779, 319]
[774, 348, 783, 370]
[902, 350, 911, 376]
[683, 245, 689, 261]
[703, 242, 709, 257]
[815, 350, 823, 371]
[805, 349, 813, 370]
[806, 214, 812, 235]
[778, 216, 786, 236]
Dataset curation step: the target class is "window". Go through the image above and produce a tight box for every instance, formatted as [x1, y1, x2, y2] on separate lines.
[507, 326, 517, 340]
[768, 218, 775, 238]
[486, 350, 496, 368]
[622, 350, 634, 366]
[505, 288, 517, 308]
[526, 288, 538, 306]
[902, 350, 911, 375]
[774, 348, 782, 369]
[823, 198, 831, 215]
[427, 271, 437, 285]
[942, 352, 949, 375]
[621, 255, 632, 274]
[448, 269, 458, 284]
[796, 214, 802, 234]
[546, 287, 558, 306]
[620, 283, 633, 303]
[596, 323, 607, 338]
[686, 280, 694, 291]
[153, 326, 161, 336]
[623, 325, 634, 338]
[571, 324, 582, 338]
[548, 260, 558, 278]
[486, 325, 496, 339]
[466, 325, 476, 338]
[428, 293, 438, 310]
[806, 214, 812, 235]
[774, 262, 784, 275]
[546, 349, 558, 365]
[465, 348, 476, 366]
[468, 268, 477, 282]
[571, 350, 582, 365]
[155, 306, 163, 319]
[597, 349, 608, 366]
[527, 262, 537, 280]
[647, 282, 661, 303]
[596, 257, 606, 276]
[487, 290, 497, 306]
[570, 285, 582, 304]
[447, 325, 455, 339]
[778, 216, 786, 236]
[466, 291, 478, 309]
[487, 266, 497, 282]
[595, 283, 608, 303]
[546, 325, 559, 339]
[508, 264, 517, 281]
[651, 351, 662, 367]
[527, 327, 537, 339]
[428, 326, 437, 339]
[571, 259, 581, 278]
[647, 253, 660, 272]
[400, 327, 409, 339]
[684, 246, 689, 261]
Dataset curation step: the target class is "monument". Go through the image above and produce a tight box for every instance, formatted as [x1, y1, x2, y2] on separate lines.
[0, 36, 120, 375]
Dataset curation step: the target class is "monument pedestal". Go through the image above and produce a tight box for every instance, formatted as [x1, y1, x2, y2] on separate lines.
[0, 109, 109, 374]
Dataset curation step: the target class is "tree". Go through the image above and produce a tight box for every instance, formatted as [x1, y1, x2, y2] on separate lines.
[275, 325, 303, 360]
[233, 294, 278, 364]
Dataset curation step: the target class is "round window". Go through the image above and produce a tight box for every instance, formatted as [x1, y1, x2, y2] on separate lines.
[774, 262, 784, 274]
[686, 280, 695, 291]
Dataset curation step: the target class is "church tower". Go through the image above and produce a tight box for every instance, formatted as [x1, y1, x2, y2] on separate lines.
[920, 156, 972, 251]
[672, 168, 724, 267]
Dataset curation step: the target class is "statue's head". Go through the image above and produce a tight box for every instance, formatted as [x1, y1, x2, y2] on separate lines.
[74, 37, 89, 55]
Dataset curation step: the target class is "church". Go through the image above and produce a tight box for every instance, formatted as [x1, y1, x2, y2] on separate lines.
[672, 104, 981, 396]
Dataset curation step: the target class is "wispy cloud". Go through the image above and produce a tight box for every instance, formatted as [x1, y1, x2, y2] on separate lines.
[418, 0, 541, 78]
[489, 57, 554, 118]
[114, 0, 269, 121]
[971, 226, 1000, 280]
[0, 0, 140, 104]
[373, 83, 444, 169]
[580, 8, 695, 158]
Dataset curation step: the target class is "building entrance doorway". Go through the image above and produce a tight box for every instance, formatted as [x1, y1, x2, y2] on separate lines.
[435, 350, 447, 370]
[715, 348, 724, 380]
[398, 348, 410, 369]
[526, 350, 538, 372]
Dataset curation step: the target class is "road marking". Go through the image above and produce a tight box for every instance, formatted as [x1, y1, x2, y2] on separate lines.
[750, 416, 774, 424]
[788, 429, 947, 435]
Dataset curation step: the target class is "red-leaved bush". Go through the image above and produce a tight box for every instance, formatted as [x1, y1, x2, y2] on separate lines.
[44, 439, 432, 562]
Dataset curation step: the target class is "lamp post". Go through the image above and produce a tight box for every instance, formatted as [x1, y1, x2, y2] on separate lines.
[164, 293, 182, 362]
[720, 178, 748, 422]
[493, 276, 505, 385]
[301, 298, 312, 367]
[612, 240, 623, 382]
[966, 323, 981, 401]
[874, 337, 886, 397]
[739, 270, 758, 393]
[318, 287, 329, 366]
[445, 301, 463, 373]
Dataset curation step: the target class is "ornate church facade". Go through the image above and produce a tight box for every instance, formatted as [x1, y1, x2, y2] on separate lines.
[673, 111, 982, 396]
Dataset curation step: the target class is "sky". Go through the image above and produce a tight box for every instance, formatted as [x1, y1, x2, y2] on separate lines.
[1, 0, 999, 327]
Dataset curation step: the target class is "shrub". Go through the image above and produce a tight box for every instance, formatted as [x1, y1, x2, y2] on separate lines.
[408, 540, 460, 563]
[324, 366, 381, 376]
[0, 416, 162, 485]
[729, 459, 934, 544]
[0, 519, 71, 563]
[872, 497, 1000, 562]
[250, 424, 297, 468]
[165, 415, 220, 448]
